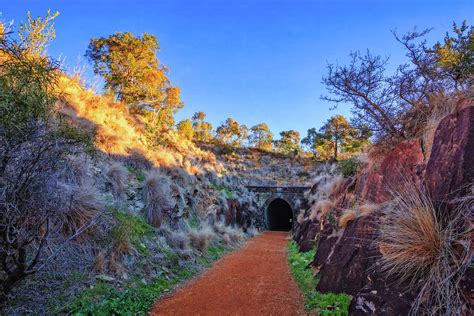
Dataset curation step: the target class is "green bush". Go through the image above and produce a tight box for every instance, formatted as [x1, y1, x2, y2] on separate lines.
[288, 241, 351, 314]
[336, 158, 361, 177]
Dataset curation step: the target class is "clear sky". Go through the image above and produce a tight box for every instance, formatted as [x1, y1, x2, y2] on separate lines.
[2, 0, 471, 137]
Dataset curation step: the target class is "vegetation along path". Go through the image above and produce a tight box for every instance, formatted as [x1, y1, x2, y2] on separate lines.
[151, 231, 305, 315]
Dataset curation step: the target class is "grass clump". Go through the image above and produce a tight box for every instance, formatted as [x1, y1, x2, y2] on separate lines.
[112, 209, 154, 255]
[143, 172, 173, 227]
[379, 182, 472, 314]
[288, 241, 351, 315]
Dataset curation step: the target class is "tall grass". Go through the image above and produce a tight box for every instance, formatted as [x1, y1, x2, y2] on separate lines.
[287, 241, 352, 315]
[379, 182, 472, 315]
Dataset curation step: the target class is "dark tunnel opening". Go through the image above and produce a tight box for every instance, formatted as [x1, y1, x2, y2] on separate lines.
[266, 198, 293, 231]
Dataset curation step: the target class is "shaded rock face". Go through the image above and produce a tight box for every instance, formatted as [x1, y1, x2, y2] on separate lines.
[293, 219, 319, 252]
[316, 214, 380, 295]
[348, 266, 414, 316]
[425, 106, 474, 205]
[218, 199, 248, 228]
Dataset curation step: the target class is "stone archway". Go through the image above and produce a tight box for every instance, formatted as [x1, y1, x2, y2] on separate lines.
[265, 198, 293, 231]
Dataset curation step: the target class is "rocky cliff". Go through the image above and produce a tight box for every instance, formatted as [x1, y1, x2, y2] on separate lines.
[293, 105, 473, 315]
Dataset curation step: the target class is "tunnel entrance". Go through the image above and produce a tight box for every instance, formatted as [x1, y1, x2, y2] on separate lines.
[266, 198, 293, 231]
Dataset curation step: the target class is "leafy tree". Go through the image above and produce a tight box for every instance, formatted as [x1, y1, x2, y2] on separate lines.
[302, 128, 332, 160]
[318, 115, 367, 161]
[249, 123, 273, 151]
[303, 115, 370, 160]
[275, 130, 300, 155]
[85, 32, 183, 126]
[0, 22, 5, 41]
[215, 118, 248, 147]
[301, 128, 319, 156]
[176, 119, 194, 141]
[191, 112, 213, 142]
[433, 21, 473, 87]
[18, 9, 59, 55]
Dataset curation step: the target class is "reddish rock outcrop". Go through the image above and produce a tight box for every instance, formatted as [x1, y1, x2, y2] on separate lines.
[425, 106, 474, 205]
[348, 266, 414, 315]
[293, 106, 473, 314]
[356, 139, 424, 203]
[316, 214, 380, 295]
[293, 218, 320, 252]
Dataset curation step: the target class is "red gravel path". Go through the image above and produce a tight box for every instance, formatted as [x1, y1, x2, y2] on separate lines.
[150, 231, 306, 315]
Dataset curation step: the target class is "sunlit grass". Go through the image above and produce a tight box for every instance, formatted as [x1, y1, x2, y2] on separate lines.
[287, 241, 351, 315]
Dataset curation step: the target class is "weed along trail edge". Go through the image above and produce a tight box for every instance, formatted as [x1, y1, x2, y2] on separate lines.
[151, 231, 306, 315]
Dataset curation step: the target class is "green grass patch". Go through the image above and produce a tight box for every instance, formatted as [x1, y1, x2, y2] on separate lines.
[188, 212, 200, 229]
[68, 269, 196, 315]
[112, 208, 155, 256]
[288, 241, 351, 315]
[210, 183, 233, 198]
[68, 244, 230, 315]
[126, 165, 146, 182]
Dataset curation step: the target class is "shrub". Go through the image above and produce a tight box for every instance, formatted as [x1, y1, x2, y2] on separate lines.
[143, 172, 174, 227]
[0, 31, 96, 302]
[336, 158, 361, 177]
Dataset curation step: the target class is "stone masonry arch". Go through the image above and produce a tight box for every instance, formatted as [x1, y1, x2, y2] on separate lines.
[246, 186, 311, 230]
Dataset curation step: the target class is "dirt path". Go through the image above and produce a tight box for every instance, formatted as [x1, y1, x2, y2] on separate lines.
[150, 231, 306, 316]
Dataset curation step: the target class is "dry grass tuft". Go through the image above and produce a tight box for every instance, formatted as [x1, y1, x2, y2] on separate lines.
[338, 210, 357, 229]
[159, 225, 190, 251]
[93, 250, 106, 272]
[107, 162, 129, 199]
[358, 202, 380, 217]
[143, 172, 174, 227]
[57, 183, 104, 237]
[213, 220, 246, 243]
[222, 233, 231, 245]
[296, 210, 305, 224]
[379, 182, 472, 314]
[308, 208, 318, 221]
[245, 226, 259, 237]
[188, 225, 217, 251]
[314, 199, 335, 217]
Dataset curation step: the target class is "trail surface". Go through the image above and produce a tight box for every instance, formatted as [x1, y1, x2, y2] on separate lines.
[151, 231, 305, 315]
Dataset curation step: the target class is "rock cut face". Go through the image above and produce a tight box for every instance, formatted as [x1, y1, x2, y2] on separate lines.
[425, 106, 474, 206]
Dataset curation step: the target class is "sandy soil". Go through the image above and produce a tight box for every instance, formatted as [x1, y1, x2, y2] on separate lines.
[150, 231, 306, 316]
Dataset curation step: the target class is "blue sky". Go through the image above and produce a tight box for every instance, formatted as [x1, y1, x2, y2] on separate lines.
[2, 0, 471, 137]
